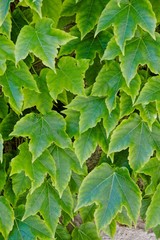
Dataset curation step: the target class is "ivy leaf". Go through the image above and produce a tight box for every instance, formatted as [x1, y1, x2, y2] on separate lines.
[119, 92, 134, 118]
[49, 145, 83, 197]
[61, 187, 74, 218]
[0, 196, 14, 239]
[9, 215, 53, 240]
[64, 109, 80, 138]
[76, 0, 109, 39]
[137, 103, 157, 129]
[0, 0, 14, 26]
[106, 33, 160, 84]
[72, 222, 100, 240]
[10, 112, 71, 160]
[11, 172, 31, 196]
[0, 61, 38, 113]
[46, 57, 89, 100]
[23, 181, 61, 235]
[96, 0, 156, 53]
[74, 122, 108, 166]
[136, 76, 160, 105]
[60, 27, 112, 60]
[42, 0, 62, 27]
[23, 69, 53, 114]
[0, 134, 3, 163]
[0, 35, 15, 75]
[0, 13, 11, 37]
[10, 142, 56, 192]
[15, 18, 74, 71]
[146, 183, 160, 229]
[140, 157, 160, 195]
[109, 114, 153, 170]
[92, 61, 125, 112]
[66, 96, 107, 133]
[25, 0, 43, 17]
[55, 225, 71, 240]
[76, 163, 141, 230]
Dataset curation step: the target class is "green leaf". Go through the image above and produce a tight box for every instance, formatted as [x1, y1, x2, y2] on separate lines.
[15, 18, 74, 71]
[76, 163, 141, 230]
[23, 68, 53, 114]
[10, 112, 71, 160]
[109, 114, 153, 170]
[119, 91, 134, 118]
[9, 215, 53, 240]
[0, 111, 19, 140]
[92, 61, 125, 112]
[61, 187, 74, 218]
[42, 0, 62, 27]
[137, 103, 157, 129]
[23, 181, 61, 235]
[49, 145, 83, 197]
[46, 57, 89, 100]
[60, 27, 112, 60]
[10, 142, 56, 192]
[55, 225, 71, 240]
[0, 35, 15, 75]
[96, 0, 156, 52]
[80, 204, 96, 223]
[66, 96, 107, 133]
[0, 168, 6, 191]
[136, 76, 160, 105]
[25, 0, 43, 17]
[146, 183, 160, 229]
[76, 0, 109, 39]
[0, 196, 14, 239]
[104, 33, 160, 84]
[74, 123, 108, 166]
[12, 172, 31, 196]
[0, 13, 12, 37]
[64, 109, 80, 138]
[0, 0, 14, 26]
[0, 61, 38, 113]
[72, 222, 100, 240]
[140, 158, 160, 195]
[0, 134, 3, 163]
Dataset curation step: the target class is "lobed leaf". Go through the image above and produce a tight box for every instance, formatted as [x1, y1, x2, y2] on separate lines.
[10, 112, 71, 160]
[96, 0, 156, 53]
[76, 163, 141, 230]
[15, 18, 74, 71]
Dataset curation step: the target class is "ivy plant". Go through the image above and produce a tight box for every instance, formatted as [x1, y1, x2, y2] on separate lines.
[0, 0, 160, 239]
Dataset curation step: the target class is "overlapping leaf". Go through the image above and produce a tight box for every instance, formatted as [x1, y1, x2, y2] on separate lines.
[10, 112, 71, 160]
[10, 142, 56, 192]
[49, 145, 83, 197]
[146, 183, 160, 229]
[96, 0, 156, 52]
[66, 96, 107, 133]
[0, 0, 13, 26]
[109, 114, 160, 170]
[46, 57, 89, 100]
[72, 222, 100, 240]
[11, 172, 31, 196]
[23, 181, 61, 235]
[76, 163, 141, 230]
[0, 35, 15, 75]
[25, 0, 43, 17]
[9, 215, 53, 240]
[140, 157, 160, 195]
[103, 33, 160, 84]
[15, 18, 74, 71]
[75, 0, 109, 39]
[74, 122, 108, 166]
[0, 61, 38, 113]
[0, 196, 14, 239]
[59, 26, 112, 60]
[0, 13, 11, 37]
[136, 76, 160, 105]
[92, 61, 125, 112]
[23, 69, 53, 114]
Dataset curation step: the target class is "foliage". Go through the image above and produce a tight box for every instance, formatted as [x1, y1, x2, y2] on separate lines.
[0, 0, 160, 239]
